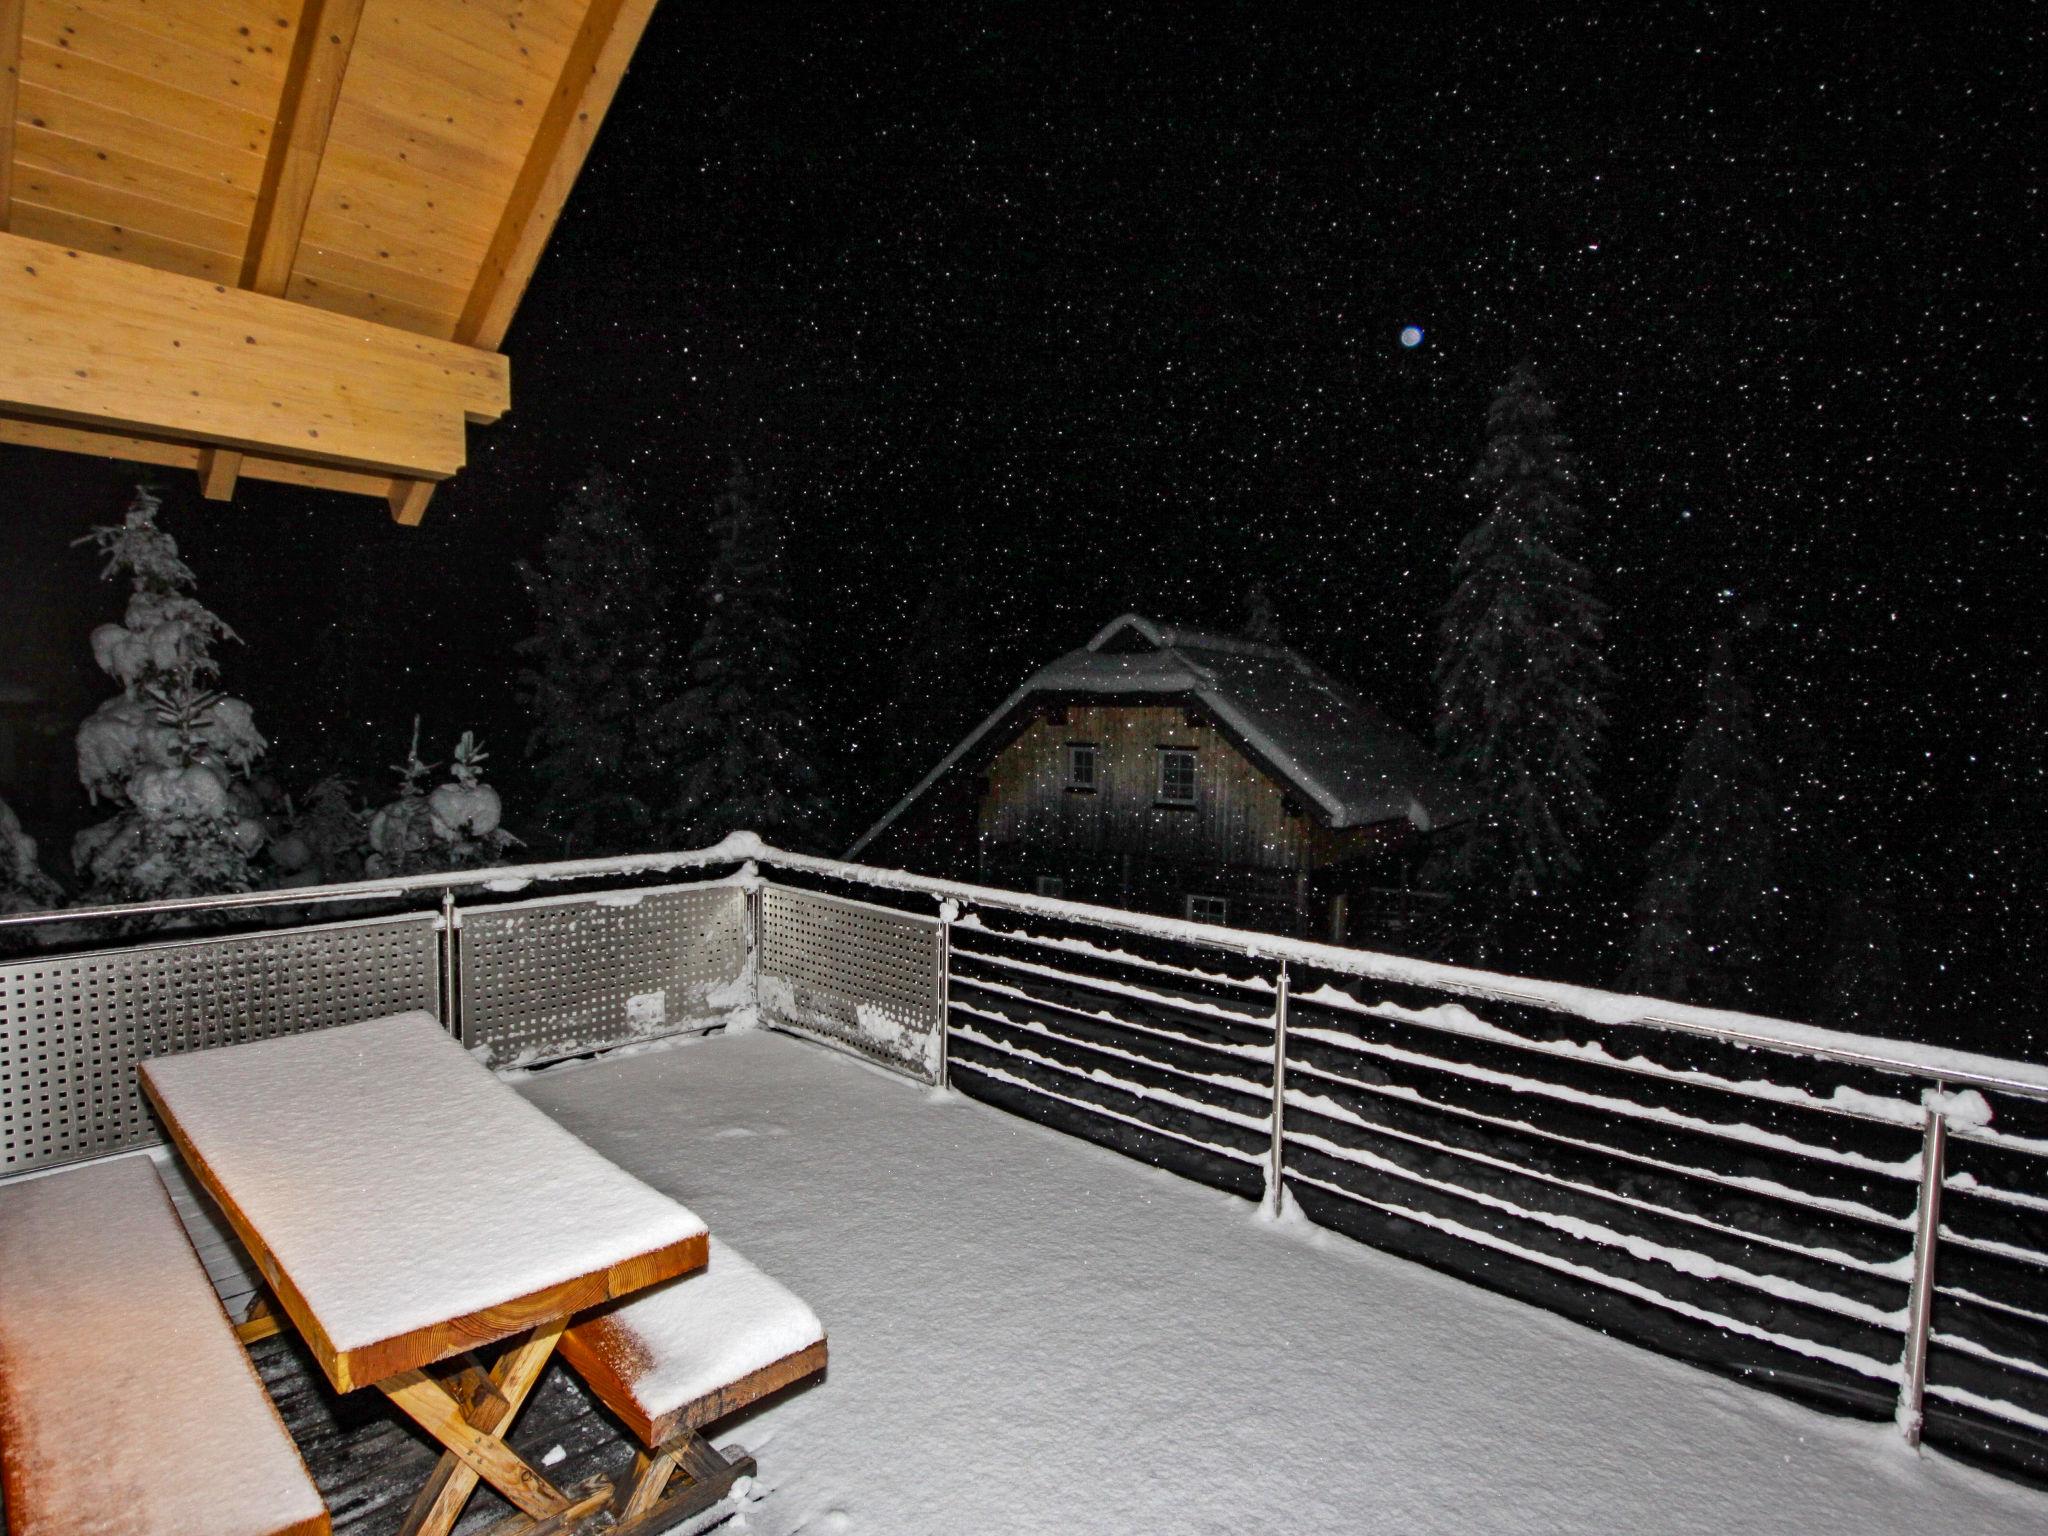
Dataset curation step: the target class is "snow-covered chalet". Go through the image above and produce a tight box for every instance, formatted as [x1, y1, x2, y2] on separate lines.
[849, 614, 1463, 937]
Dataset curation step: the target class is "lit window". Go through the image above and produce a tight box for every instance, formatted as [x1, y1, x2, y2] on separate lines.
[1064, 743, 1099, 791]
[1186, 894, 1229, 925]
[1035, 875, 1066, 898]
[1157, 748, 1197, 805]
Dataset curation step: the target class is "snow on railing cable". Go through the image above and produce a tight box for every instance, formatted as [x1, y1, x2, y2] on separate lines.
[1284, 1075, 1914, 1231]
[1284, 1125, 1911, 1332]
[1279, 1166, 1907, 1388]
[1288, 1026, 1923, 1180]
[1282, 1089, 1916, 1282]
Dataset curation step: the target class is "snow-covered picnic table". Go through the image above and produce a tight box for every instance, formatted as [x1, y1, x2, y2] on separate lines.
[139, 1010, 710, 1536]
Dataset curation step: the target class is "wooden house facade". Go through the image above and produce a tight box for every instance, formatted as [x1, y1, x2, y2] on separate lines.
[851, 615, 1463, 939]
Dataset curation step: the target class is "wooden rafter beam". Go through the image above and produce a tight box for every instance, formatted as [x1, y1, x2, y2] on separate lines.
[384, 0, 661, 526]
[0, 232, 507, 480]
[0, 415, 397, 497]
[199, 0, 368, 502]
[0, 0, 23, 230]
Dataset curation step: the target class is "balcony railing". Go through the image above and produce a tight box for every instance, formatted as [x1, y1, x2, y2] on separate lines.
[5, 832, 2047, 1483]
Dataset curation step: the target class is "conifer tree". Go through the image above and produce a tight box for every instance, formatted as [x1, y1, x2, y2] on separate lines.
[1623, 621, 1782, 1008]
[518, 469, 676, 855]
[1426, 362, 1608, 960]
[663, 465, 827, 849]
[71, 487, 269, 903]
[1241, 581, 1283, 644]
[0, 797, 61, 916]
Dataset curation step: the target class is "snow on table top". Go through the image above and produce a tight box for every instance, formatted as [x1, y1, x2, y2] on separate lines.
[573, 1235, 824, 1421]
[140, 1010, 706, 1359]
[518, 1028, 2048, 1536]
[0, 1153, 327, 1536]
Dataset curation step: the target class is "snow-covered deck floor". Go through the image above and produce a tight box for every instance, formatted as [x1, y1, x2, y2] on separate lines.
[522, 1026, 2047, 1536]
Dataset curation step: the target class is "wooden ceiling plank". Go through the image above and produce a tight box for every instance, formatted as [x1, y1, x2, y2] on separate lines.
[25, 1, 290, 126]
[0, 0, 22, 227]
[456, 0, 658, 350]
[0, 230, 506, 479]
[16, 121, 257, 225]
[15, 159, 247, 253]
[10, 197, 239, 278]
[16, 76, 269, 185]
[83, 0, 298, 82]
[22, 34, 269, 151]
[208, 0, 366, 499]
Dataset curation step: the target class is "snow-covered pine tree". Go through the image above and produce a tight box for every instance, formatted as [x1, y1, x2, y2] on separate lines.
[365, 724, 518, 876]
[1622, 621, 1782, 1009]
[1425, 362, 1609, 960]
[269, 777, 368, 888]
[0, 797, 63, 953]
[518, 469, 677, 855]
[71, 487, 269, 904]
[0, 797, 61, 916]
[1242, 581, 1283, 644]
[662, 464, 828, 850]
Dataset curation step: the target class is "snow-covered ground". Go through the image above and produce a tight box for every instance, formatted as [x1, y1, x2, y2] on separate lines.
[520, 1026, 2048, 1536]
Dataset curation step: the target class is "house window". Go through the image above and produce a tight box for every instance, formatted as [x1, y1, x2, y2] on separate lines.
[1035, 875, 1066, 899]
[1064, 743, 1099, 792]
[1156, 747, 1198, 806]
[1186, 894, 1229, 925]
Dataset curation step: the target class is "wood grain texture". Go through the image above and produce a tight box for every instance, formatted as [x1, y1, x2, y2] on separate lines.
[379, 1369, 570, 1523]
[140, 1061, 706, 1395]
[0, 0, 24, 226]
[397, 1320, 564, 1536]
[556, 1333, 828, 1451]
[0, 412, 397, 493]
[0, 230, 507, 478]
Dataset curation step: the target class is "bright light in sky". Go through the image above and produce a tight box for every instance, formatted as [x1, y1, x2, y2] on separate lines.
[1400, 325, 1424, 348]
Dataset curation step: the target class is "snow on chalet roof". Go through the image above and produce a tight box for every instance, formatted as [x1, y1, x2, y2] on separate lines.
[851, 614, 1463, 857]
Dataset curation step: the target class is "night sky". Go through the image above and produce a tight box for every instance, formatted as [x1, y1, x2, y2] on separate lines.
[2, 7, 2040, 1046]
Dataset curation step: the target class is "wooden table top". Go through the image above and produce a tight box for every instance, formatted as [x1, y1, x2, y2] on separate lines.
[141, 1011, 708, 1392]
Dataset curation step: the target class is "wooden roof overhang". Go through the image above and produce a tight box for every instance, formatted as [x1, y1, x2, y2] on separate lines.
[0, 0, 659, 522]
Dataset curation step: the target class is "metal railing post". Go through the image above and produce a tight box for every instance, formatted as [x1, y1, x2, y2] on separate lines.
[438, 887, 460, 1039]
[744, 872, 764, 1018]
[1898, 1097, 1949, 1446]
[935, 900, 957, 1090]
[1265, 959, 1290, 1216]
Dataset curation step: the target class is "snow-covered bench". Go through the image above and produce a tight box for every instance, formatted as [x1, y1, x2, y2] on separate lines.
[558, 1236, 827, 1532]
[0, 1154, 329, 1536]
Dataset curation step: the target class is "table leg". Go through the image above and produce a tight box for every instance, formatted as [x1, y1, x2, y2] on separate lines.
[383, 1318, 576, 1536]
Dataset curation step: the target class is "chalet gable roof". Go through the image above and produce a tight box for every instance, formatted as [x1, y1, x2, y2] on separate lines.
[848, 613, 1464, 859]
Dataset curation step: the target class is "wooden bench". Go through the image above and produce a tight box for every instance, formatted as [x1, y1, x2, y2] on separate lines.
[559, 1236, 827, 1533]
[0, 1154, 329, 1536]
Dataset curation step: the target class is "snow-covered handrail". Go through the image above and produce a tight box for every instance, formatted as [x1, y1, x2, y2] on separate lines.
[748, 846, 2048, 1107]
[5, 830, 2045, 1104]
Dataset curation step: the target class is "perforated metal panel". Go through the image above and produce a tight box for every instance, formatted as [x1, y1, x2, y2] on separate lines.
[458, 884, 746, 1068]
[759, 883, 941, 1081]
[0, 913, 440, 1174]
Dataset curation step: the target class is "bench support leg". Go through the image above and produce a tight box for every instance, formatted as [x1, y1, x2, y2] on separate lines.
[612, 1430, 757, 1534]
[385, 1318, 593, 1536]
[234, 1289, 285, 1346]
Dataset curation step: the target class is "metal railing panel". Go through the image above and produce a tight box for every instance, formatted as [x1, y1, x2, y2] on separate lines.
[758, 882, 941, 1082]
[457, 884, 747, 1069]
[0, 912, 439, 1174]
